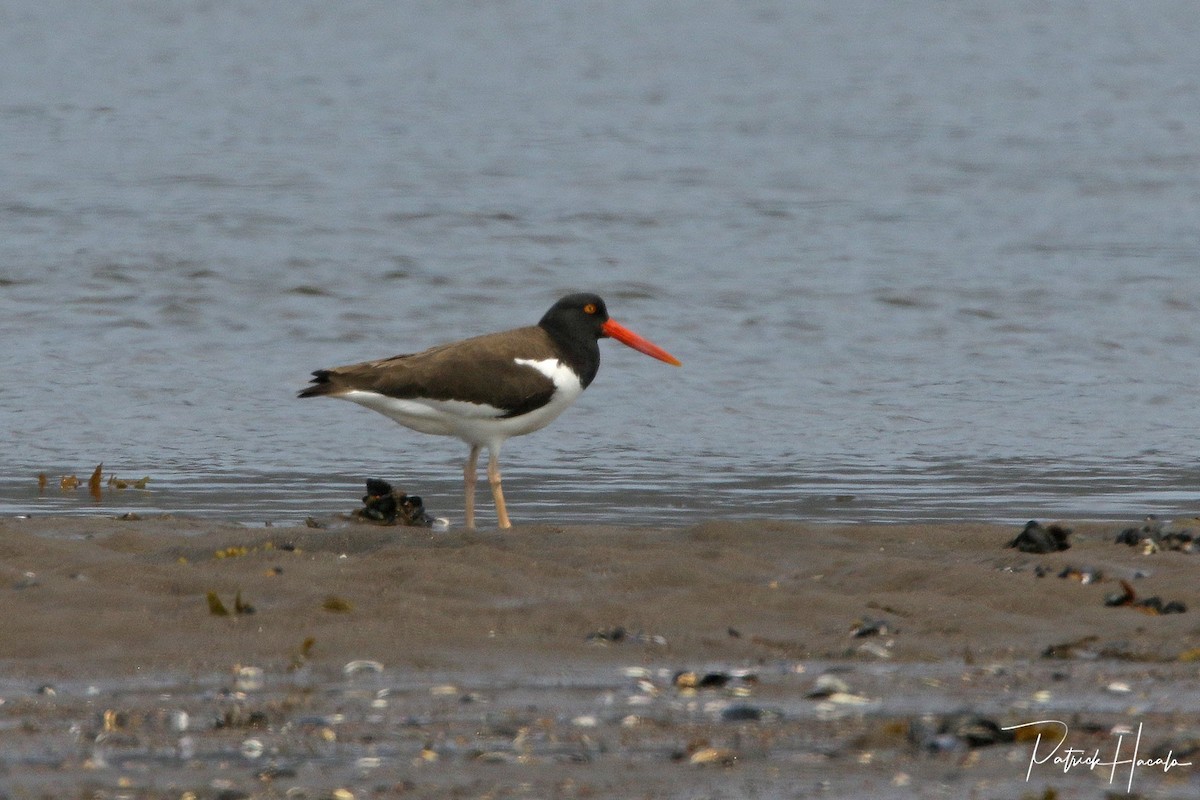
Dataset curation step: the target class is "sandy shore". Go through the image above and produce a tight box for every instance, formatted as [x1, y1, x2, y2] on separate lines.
[2, 515, 1198, 798]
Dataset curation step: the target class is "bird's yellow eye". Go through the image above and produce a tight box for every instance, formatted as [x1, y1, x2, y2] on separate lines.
[583, 303, 597, 314]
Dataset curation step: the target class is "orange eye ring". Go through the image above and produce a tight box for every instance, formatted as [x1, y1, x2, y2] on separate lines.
[583, 303, 597, 314]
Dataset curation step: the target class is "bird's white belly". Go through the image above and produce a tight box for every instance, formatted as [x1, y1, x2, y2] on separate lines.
[339, 358, 584, 447]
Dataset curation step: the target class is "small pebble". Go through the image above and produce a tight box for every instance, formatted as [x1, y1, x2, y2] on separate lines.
[806, 674, 850, 698]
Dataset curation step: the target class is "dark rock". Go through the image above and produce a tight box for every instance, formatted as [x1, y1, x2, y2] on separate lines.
[910, 712, 1014, 751]
[356, 478, 435, 526]
[1008, 520, 1071, 553]
[720, 704, 780, 722]
[850, 618, 895, 637]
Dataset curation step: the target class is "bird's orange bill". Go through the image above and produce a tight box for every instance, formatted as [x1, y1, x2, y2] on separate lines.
[601, 319, 682, 366]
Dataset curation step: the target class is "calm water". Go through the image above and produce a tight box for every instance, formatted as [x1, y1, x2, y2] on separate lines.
[3, 1, 1200, 525]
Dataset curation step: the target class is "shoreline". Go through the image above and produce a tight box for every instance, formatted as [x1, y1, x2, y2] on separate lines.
[2, 514, 1197, 798]
[3, 515, 1196, 673]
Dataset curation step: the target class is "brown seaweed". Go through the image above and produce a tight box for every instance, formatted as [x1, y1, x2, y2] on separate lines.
[206, 591, 230, 616]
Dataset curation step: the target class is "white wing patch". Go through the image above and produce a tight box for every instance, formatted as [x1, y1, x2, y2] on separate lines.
[514, 357, 577, 387]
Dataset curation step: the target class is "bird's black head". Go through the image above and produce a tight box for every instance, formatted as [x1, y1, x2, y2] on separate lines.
[538, 291, 681, 387]
[538, 293, 610, 340]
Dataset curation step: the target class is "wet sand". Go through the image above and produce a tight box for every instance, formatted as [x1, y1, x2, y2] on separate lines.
[2, 515, 1198, 798]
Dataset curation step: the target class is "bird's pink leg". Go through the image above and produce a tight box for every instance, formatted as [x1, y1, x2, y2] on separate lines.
[487, 447, 512, 529]
[464, 445, 480, 529]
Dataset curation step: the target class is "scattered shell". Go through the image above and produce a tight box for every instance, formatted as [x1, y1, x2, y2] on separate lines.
[806, 673, 851, 698]
[343, 660, 384, 677]
[825, 691, 872, 706]
[688, 746, 738, 766]
[1057, 566, 1102, 584]
[235, 666, 265, 692]
[857, 641, 893, 660]
[240, 738, 265, 759]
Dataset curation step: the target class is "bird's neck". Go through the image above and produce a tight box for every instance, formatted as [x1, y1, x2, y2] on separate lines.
[540, 322, 601, 388]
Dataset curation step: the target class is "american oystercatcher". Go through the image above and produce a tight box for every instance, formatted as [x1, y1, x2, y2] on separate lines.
[299, 293, 681, 529]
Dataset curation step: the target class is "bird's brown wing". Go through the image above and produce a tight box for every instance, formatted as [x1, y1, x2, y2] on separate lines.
[299, 326, 559, 417]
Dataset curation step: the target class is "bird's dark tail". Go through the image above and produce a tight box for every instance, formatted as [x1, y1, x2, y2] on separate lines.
[297, 370, 335, 398]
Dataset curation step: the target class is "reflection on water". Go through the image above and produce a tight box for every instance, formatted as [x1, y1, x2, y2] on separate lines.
[3, 2, 1200, 523]
[4, 457, 1197, 526]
